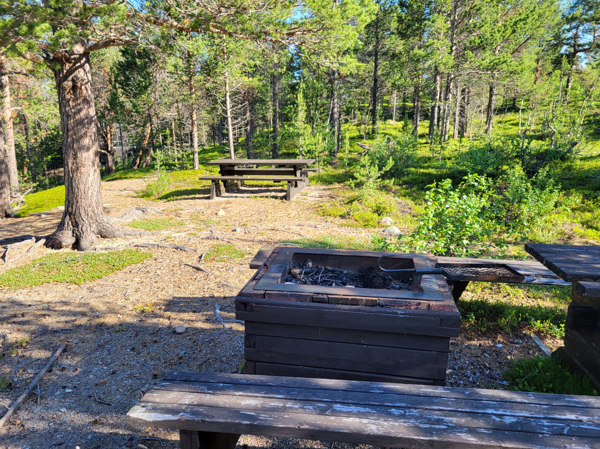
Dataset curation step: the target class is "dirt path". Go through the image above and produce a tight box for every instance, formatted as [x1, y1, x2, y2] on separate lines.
[0, 179, 547, 449]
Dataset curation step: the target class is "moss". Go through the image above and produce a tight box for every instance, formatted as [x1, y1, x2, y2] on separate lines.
[204, 244, 246, 262]
[0, 250, 152, 289]
[126, 218, 187, 230]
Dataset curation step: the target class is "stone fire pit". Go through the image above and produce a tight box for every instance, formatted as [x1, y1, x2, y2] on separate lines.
[235, 247, 460, 386]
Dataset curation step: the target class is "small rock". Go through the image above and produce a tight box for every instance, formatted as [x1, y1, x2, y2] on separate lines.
[509, 339, 523, 345]
[382, 226, 402, 236]
[174, 325, 186, 334]
[65, 389, 73, 393]
[40, 214, 47, 218]
[59, 407, 67, 412]
[33, 406, 42, 413]
[381, 217, 394, 225]
[232, 228, 242, 233]
[217, 209, 225, 216]
[495, 344, 503, 348]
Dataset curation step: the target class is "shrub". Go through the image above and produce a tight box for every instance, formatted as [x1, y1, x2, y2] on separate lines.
[402, 174, 498, 257]
[369, 134, 418, 180]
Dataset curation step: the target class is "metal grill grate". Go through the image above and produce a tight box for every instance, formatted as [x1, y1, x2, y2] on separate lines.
[439, 264, 525, 282]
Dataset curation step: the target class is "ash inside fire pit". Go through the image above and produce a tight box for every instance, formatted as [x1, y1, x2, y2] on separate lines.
[283, 259, 412, 290]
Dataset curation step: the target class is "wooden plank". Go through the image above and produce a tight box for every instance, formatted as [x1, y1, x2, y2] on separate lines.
[207, 158, 315, 165]
[575, 281, 600, 299]
[244, 321, 450, 352]
[151, 380, 600, 420]
[249, 247, 275, 269]
[230, 168, 296, 176]
[199, 176, 304, 181]
[564, 328, 600, 378]
[139, 389, 600, 438]
[161, 372, 600, 409]
[128, 402, 600, 449]
[566, 304, 600, 331]
[525, 243, 600, 282]
[235, 300, 461, 336]
[250, 362, 436, 384]
[244, 335, 448, 379]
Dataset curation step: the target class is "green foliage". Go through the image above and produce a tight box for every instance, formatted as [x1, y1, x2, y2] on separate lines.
[369, 134, 418, 180]
[127, 217, 186, 230]
[350, 155, 394, 190]
[403, 174, 498, 257]
[0, 375, 10, 392]
[15, 185, 65, 217]
[205, 244, 246, 262]
[133, 302, 155, 313]
[504, 356, 598, 396]
[282, 236, 371, 251]
[0, 250, 152, 289]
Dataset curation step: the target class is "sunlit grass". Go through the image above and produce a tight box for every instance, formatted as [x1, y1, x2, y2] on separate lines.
[16, 185, 65, 217]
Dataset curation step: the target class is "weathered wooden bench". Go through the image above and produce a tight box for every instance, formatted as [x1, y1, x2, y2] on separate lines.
[199, 176, 307, 201]
[127, 372, 600, 449]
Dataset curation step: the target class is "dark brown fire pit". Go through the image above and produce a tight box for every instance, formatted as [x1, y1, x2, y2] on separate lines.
[235, 247, 460, 386]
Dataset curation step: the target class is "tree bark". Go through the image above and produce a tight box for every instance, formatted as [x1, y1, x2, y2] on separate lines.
[330, 69, 341, 156]
[119, 122, 126, 169]
[189, 56, 199, 169]
[271, 71, 280, 158]
[0, 119, 12, 218]
[484, 77, 497, 135]
[412, 82, 421, 138]
[224, 69, 235, 159]
[459, 86, 469, 138]
[0, 55, 18, 191]
[428, 69, 441, 141]
[131, 121, 151, 169]
[20, 112, 33, 180]
[453, 84, 461, 140]
[46, 49, 126, 250]
[104, 122, 115, 176]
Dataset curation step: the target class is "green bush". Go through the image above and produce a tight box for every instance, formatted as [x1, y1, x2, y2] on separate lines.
[504, 356, 598, 396]
[369, 134, 418, 180]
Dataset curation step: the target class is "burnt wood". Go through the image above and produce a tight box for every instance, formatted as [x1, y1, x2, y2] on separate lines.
[127, 372, 600, 449]
[566, 305, 600, 332]
[525, 243, 600, 282]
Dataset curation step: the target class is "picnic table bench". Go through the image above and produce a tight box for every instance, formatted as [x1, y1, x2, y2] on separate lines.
[201, 158, 315, 201]
[127, 371, 600, 449]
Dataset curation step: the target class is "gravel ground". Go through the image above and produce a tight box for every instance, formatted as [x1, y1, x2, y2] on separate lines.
[0, 178, 551, 449]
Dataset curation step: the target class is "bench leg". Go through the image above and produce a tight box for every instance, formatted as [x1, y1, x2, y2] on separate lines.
[180, 430, 240, 449]
[449, 280, 469, 301]
[286, 181, 302, 201]
[210, 181, 216, 200]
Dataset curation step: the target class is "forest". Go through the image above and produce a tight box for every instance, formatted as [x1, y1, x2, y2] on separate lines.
[0, 0, 599, 253]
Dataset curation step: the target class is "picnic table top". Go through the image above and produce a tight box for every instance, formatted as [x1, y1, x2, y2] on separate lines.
[207, 158, 315, 166]
[525, 243, 600, 282]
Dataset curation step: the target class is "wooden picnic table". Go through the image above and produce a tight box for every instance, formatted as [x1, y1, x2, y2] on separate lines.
[525, 243, 600, 392]
[202, 158, 316, 200]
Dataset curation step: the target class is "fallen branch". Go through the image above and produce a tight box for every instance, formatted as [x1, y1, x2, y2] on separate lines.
[184, 263, 210, 274]
[0, 235, 37, 247]
[27, 238, 46, 254]
[214, 304, 228, 328]
[219, 281, 239, 290]
[0, 342, 67, 428]
[132, 243, 196, 252]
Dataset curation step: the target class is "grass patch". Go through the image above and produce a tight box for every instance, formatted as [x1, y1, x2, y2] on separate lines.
[459, 283, 570, 338]
[504, 356, 598, 396]
[103, 166, 154, 181]
[0, 375, 10, 391]
[205, 243, 246, 262]
[126, 217, 187, 230]
[283, 235, 372, 251]
[133, 302, 154, 313]
[16, 185, 65, 217]
[0, 250, 152, 289]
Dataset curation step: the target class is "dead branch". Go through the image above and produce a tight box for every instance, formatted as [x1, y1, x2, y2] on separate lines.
[218, 281, 239, 290]
[184, 263, 210, 274]
[214, 304, 228, 328]
[0, 342, 67, 428]
[132, 243, 196, 252]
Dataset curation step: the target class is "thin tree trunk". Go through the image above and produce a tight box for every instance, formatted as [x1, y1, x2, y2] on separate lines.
[453, 84, 461, 140]
[0, 118, 11, 217]
[412, 82, 422, 139]
[392, 90, 397, 122]
[271, 70, 280, 158]
[171, 119, 178, 163]
[104, 123, 116, 176]
[189, 58, 199, 169]
[119, 123, 126, 169]
[330, 69, 341, 156]
[0, 55, 18, 191]
[245, 98, 254, 159]
[370, 10, 380, 135]
[224, 69, 235, 159]
[459, 87, 469, 137]
[46, 49, 125, 250]
[20, 112, 32, 180]
[428, 69, 441, 141]
[441, 0, 458, 142]
[484, 77, 497, 135]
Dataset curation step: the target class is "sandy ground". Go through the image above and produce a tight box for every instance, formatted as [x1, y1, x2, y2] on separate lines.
[0, 178, 549, 449]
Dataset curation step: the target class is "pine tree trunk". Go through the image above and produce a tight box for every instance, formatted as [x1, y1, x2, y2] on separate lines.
[0, 121, 12, 218]
[428, 69, 441, 141]
[392, 90, 397, 122]
[46, 49, 126, 250]
[412, 82, 421, 139]
[459, 87, 469, 137]
[225, 69, 235, 159]
[271, 71, 280, 158]
[484, 77, 497, 135]
[131, 121, 151, 169]
[330, 70, 341, 156]
[21, 112, 33, 180]
[189, 63, 199, 169]
[119, 123, 126, 169]
[0, 55, 18, 191]
[370, 12, 380, 135]
[246, 99, 254, 159]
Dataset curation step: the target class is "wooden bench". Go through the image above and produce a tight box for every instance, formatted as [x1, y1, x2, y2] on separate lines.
[199, 176, 307, 201]
[127, 372, 600, 449]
